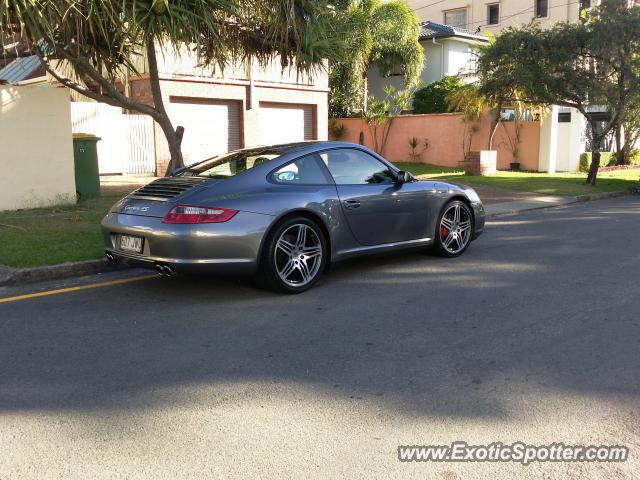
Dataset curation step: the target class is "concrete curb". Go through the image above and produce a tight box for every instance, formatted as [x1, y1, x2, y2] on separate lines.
[486, 190, 633, 219]
[0, 259, 127, 287]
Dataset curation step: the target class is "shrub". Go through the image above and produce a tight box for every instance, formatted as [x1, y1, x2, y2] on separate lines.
[623, 149, 640, 165]
[579, 152, 615, 172]
[412, 76, 464, 114]
[328, 119, 346, 140]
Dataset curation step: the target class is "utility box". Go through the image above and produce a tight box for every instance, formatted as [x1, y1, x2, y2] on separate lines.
[72, 133, 101, 199]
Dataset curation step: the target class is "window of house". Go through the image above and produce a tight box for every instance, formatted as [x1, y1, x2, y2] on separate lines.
[444, 8, 468, 28]
[487, 4, 500, 25]
[558, 112, 572, 123]
[535, 0, 549, 17]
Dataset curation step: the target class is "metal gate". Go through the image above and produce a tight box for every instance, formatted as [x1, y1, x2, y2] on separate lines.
[71, 102, 156, 174]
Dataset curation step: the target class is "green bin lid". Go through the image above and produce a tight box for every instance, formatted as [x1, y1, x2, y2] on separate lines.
[73, 133, 102, 140]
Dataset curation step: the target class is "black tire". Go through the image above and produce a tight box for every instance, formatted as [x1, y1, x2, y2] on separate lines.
[257, 216, 328, 293]
[432, 200, 474, 257]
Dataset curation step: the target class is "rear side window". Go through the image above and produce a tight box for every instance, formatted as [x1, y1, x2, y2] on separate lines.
[319, 149, 394, 185]
[271, 154, 332, 185]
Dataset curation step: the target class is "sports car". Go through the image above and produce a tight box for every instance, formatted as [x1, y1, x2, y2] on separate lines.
[102, 141, 485, 293]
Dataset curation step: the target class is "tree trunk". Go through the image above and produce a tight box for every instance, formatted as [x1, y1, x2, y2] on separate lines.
[146, 37, 185, 176]
[155, 114, 185, 176]
[488, 104, 502, 150]
[615, 122, 626, 165]
[362, 76, 369, 113]
[586, 120, 601, 186]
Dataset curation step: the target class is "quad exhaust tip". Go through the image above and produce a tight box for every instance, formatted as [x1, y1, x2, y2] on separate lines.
[154, 263, 176, 277]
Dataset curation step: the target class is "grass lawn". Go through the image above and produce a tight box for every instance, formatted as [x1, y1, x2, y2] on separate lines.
[395, 162, 640, 197]
[0, 190, 127, 268]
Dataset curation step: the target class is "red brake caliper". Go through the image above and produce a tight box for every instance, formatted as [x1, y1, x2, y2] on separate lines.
[440, 223, 449, 240]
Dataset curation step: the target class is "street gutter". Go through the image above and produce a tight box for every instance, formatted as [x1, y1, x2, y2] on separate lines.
[0, 259, 126, 287]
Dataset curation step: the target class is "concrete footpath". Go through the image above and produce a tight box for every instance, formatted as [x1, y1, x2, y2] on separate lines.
[484, 190, 631, 218]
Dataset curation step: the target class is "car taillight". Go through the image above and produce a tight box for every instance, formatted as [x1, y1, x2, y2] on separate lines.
[162, 205, 238, 224]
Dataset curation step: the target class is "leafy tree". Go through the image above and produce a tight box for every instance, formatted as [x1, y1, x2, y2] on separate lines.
[447, 83, 505, 151]
[329, 0, 423, 118]
[413, 76, 463, 114]
[1, 0, 345, 173]
[476, 0, 640, 185]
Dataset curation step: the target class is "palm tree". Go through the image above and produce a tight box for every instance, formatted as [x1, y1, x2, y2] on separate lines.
[2, 0, 345, 172]
[329, 0, 423, 116]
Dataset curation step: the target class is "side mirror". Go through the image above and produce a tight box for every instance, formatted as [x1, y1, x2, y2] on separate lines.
[394, 170, 413, 184]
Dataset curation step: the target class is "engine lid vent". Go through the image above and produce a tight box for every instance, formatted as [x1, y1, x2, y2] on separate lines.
[131, 177, 207, 200]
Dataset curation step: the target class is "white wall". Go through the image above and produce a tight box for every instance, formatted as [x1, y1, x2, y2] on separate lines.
[538, 105, 559, 173]
[421, 41, 444, 85]
[555, 107, 586, 172]
[0, 85, 76, 211]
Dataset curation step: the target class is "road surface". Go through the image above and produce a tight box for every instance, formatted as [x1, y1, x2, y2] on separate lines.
[1, 196, 639, 479]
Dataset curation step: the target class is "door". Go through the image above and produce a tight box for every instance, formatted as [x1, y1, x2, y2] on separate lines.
[168, 97, 241, 166]
[259, 102, 314, 145]
[319, 148, 428, 245]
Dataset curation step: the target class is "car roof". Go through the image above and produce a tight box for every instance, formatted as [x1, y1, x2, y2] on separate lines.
[231, 141, 365, 155]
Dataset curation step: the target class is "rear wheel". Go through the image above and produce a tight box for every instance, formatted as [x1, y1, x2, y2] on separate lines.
[258, 217, 327, 293]
[433, 200, 473, 257]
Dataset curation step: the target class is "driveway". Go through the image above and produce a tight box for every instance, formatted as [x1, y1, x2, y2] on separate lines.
[1, 196, 639, 479]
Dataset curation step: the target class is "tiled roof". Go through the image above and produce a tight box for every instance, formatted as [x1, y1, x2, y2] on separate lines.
[0, 55, 44, 84]
[419, 21, 489, 42]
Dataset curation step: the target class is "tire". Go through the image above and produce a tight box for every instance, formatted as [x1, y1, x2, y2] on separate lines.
[257, 216, 328, 293]
[432, 200, 474, 257]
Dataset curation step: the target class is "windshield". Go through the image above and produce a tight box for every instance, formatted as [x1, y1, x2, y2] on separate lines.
[176, 148, 285, 179]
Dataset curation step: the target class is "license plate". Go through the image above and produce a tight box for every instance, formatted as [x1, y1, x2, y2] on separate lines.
[119, 235, 143, 253]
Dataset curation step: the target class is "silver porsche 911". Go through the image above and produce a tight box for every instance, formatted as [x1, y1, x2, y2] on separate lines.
[102, 141, 485, 293]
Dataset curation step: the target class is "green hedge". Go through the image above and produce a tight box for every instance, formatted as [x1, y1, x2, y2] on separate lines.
[413, 76, 463, 114]
[579, 150, 640, 172]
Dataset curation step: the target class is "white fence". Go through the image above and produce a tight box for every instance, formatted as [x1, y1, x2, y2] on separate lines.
[71, 102, 155, 174]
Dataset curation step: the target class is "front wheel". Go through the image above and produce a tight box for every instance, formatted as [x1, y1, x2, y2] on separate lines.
[258, 217, 327, 293]
[433, 200, 473, 257]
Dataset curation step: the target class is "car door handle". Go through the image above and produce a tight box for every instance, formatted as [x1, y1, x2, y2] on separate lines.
[343, 200, 361, 209]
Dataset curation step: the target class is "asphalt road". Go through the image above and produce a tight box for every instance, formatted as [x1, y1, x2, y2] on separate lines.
[1, 196, 639, 480]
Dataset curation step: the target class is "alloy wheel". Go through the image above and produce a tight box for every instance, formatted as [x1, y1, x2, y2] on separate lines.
[274, 224, 323, 287]
[439, 203, 472, 255]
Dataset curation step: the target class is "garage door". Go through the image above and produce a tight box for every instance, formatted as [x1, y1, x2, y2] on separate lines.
[259, 102, 314, 145]
[169, 97, 241, 166]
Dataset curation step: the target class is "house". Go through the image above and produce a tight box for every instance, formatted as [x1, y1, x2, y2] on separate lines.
[397, 0, 640, 172]
[407, 0, 589, 30]
[407, 0, 638, 31]
[1, 45, 328, 177]
[133, 48, 328, 175]
[367, 21, 487, 101]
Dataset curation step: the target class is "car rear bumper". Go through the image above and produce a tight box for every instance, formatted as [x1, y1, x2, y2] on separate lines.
[101, 211, 274, 275]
